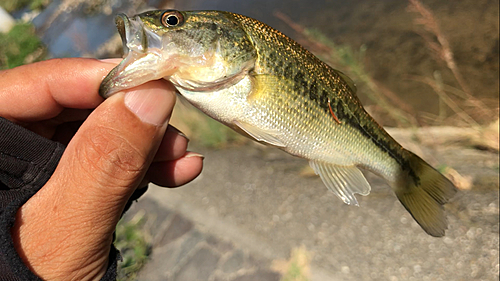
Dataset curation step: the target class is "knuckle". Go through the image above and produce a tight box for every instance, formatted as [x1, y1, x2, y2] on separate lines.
[76, 125, 147, 185]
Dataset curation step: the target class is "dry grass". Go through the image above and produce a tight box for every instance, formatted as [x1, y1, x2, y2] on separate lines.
[406, 0, 497, 126]
[441, 166, 473, 190]
[274, 11, 418, 127]
[275, 1, 498, 129]
[172, 3, 498, 148]
[476, 118, 500, 151]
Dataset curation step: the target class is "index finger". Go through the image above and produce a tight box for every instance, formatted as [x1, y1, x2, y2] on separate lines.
[0, 58, 120, 123]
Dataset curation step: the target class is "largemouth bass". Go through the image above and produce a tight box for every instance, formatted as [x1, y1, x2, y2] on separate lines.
[99, 10, 457, 236]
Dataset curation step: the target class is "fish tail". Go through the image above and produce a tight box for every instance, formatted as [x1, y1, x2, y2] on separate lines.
[394, 150, 457, 237]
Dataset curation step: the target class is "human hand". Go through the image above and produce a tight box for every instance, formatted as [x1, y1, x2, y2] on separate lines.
[0, 58, 203, 280]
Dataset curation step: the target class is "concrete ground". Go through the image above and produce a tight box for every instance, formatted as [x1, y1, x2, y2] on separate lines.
[121, 128, 499, 281]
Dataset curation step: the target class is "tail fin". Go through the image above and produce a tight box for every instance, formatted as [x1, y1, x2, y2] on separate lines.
[394, 150, 457, 237]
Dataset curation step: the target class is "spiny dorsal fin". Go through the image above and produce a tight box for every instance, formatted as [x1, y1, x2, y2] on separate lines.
[336, 70, 357, 94]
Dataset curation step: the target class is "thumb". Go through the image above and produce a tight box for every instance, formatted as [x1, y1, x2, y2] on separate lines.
[13, 80, 175, 279]
[54, 79, 174, 218]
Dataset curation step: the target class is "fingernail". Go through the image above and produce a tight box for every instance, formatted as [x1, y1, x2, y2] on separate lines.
[99, 58, 123, 64]
[185, 152, 205, 160]
[168, 125, 190, 143]
[125, 88, 171, 126]
[179, 131, 190, 142]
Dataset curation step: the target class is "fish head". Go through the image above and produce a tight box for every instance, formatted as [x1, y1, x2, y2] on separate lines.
[99, 10, 257, 98]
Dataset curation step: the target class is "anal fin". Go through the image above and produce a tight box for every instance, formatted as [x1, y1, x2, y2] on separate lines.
[309, 160, 371, 206]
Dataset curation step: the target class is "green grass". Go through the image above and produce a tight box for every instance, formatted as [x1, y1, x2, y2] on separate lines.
[0, 22, 46, 69]
[281, 262, 309, 281]
[170, 101, 246, 149]
[115, 212, 152, 281]
[1, 0, 51, 12]
[1, 0, 31, 12]
[188, 115, 244, 148]
[272, 245, 311, 281]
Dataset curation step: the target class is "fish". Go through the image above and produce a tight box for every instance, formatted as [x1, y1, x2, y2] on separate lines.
[99, 10, 457, 236]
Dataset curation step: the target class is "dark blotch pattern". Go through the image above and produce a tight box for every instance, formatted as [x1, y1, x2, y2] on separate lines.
[234, 12, 417, 182]
[293, 72, 307, 94]
[283, 63, 293, 80]
[319, 90, 329, 111]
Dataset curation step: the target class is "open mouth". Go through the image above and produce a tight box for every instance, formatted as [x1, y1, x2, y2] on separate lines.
[115, 14, 163, 55]
[99, 14, 166, 98]
[115, 14, 132, 56]
[98, 12, 251, 99]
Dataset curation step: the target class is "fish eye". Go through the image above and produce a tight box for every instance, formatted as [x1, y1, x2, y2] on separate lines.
[161, 10, 184, 27]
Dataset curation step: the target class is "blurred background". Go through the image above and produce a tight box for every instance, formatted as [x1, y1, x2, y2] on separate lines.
[1, 0, 498, 280]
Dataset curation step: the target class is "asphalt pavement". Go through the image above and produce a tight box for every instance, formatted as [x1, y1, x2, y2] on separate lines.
[122, 128, 499, 281]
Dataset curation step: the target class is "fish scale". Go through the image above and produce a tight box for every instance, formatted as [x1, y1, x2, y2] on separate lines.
[99, 9, 457, 236]
[248, 73, 395, 176]
[236, 15, 398, 175]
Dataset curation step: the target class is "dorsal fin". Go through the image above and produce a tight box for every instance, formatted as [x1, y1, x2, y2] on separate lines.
[336, 71, 357, 93]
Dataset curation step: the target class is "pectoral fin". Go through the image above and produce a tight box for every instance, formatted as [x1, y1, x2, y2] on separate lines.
[309, 160, 371, 206]
[233, 120, 286, 147]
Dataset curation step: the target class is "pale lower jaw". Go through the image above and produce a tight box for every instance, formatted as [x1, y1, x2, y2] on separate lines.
[99, 50, 177, 98]
[99, 12, 170, 98]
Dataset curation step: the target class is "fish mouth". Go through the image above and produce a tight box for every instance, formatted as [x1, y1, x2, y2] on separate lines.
[99, 13, 254, 99]
[99, 14, 173, 98]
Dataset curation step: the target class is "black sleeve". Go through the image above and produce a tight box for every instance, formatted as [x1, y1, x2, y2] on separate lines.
[0, 117, 122, 281]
